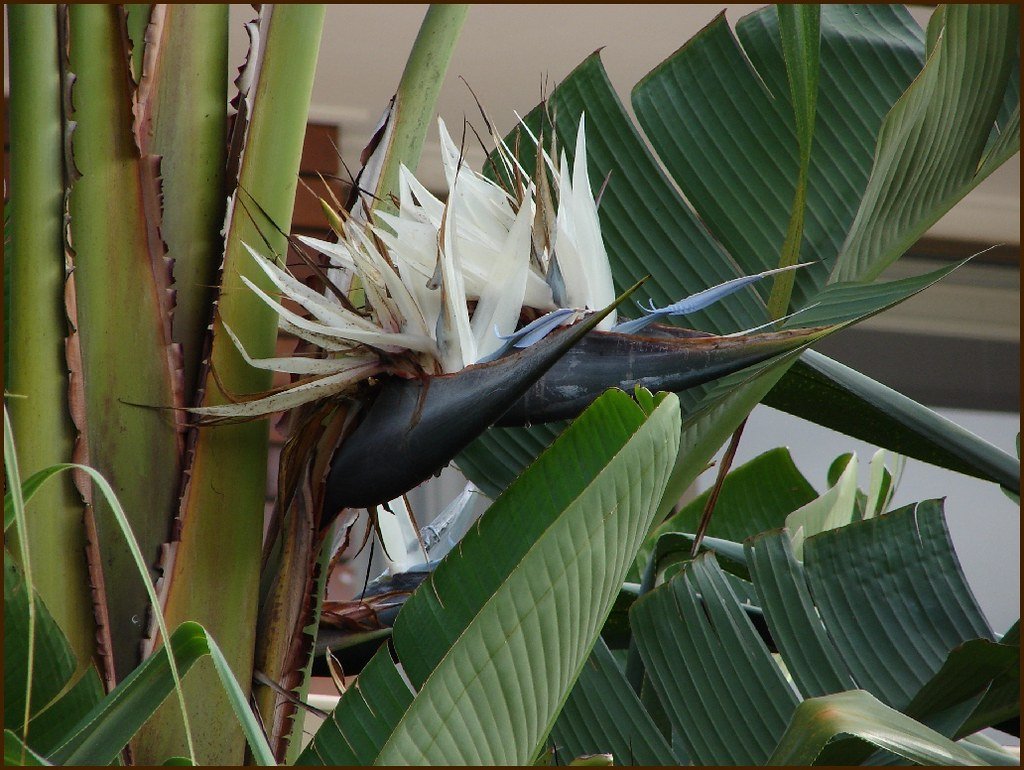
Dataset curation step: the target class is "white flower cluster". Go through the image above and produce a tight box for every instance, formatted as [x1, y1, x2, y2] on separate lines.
[193, 115, 616, 420]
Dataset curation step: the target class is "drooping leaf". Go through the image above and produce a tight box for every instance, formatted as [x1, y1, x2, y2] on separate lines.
[766, 690, 984, 766]
[802, 499, 993, 710]
[630, 555, 800, 765]
[621, 499, 1010, 766]
[764, 351, 1020, 493]
[549, 638, 682, 766]
[299, 389, 681, 764]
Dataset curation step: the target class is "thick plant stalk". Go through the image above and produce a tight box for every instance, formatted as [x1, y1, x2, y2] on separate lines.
[369, 4, 469, 215]
[6, 4, 96, 670]
[136, 6, 326, 765]
[135, 4, 229, 401]
[65, 3, 186, 685]
[6, 3, 95, 689]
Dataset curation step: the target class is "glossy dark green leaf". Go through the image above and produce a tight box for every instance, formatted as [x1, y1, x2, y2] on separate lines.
[803, 500, 993, 710]
[766, 690, 982, 766]
[641, 447, 816, 562]
[461, 5, 1020, 502]
[550, 638, 681, 766]
[631, 555, 799, 765]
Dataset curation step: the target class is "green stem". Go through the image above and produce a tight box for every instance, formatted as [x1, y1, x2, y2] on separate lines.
[372, 4, 469, 214]
[6, 4, 96, 669]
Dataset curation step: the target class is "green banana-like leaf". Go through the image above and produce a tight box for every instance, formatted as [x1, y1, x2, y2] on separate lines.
[961, 621, 1020, 738]
[598, 498, 1015, 765]
[459, 4, 1019, 499]
[633, 447, 817, 577]
[766, 690, 984, 766]
[832, 4, 1018, 282]
[633, 553, 800, 765]
[299, 389, 681, 765]
[549, 638, 682, 766]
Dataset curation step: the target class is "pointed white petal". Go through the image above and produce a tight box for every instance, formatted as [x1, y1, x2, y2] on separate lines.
[187, 365, 379, 419]
[436, 195, 477, 370]
[471, 193, 534, 358]
[223, 323, 379, 375]
[241, 276, 437, 355]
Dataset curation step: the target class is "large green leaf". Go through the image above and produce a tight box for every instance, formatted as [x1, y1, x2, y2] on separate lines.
[833, 4, 1019, 282]
[637, 447, 817, 569]
[766, 690, 983, 766]
[549, 638, 681, 766]
[802, 499, 993, 710]
[632, 5, 922, 304]
[601, 497, 1013, 766]
[459, 4, 1019, 500]
[631, 554, 800, 765]
[299, 389, 681, 765]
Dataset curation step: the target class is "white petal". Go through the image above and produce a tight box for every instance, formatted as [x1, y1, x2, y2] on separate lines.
[436, 195, 476, 370]
[471, 192, 534, 358]
[241, 276, 437, 355]
[243, 242, 373, 331]
[223, 323, 378, 375]
[551, 117, 616, 328]
[376, 496, 428, 573]
[188, 365, 379, 419]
